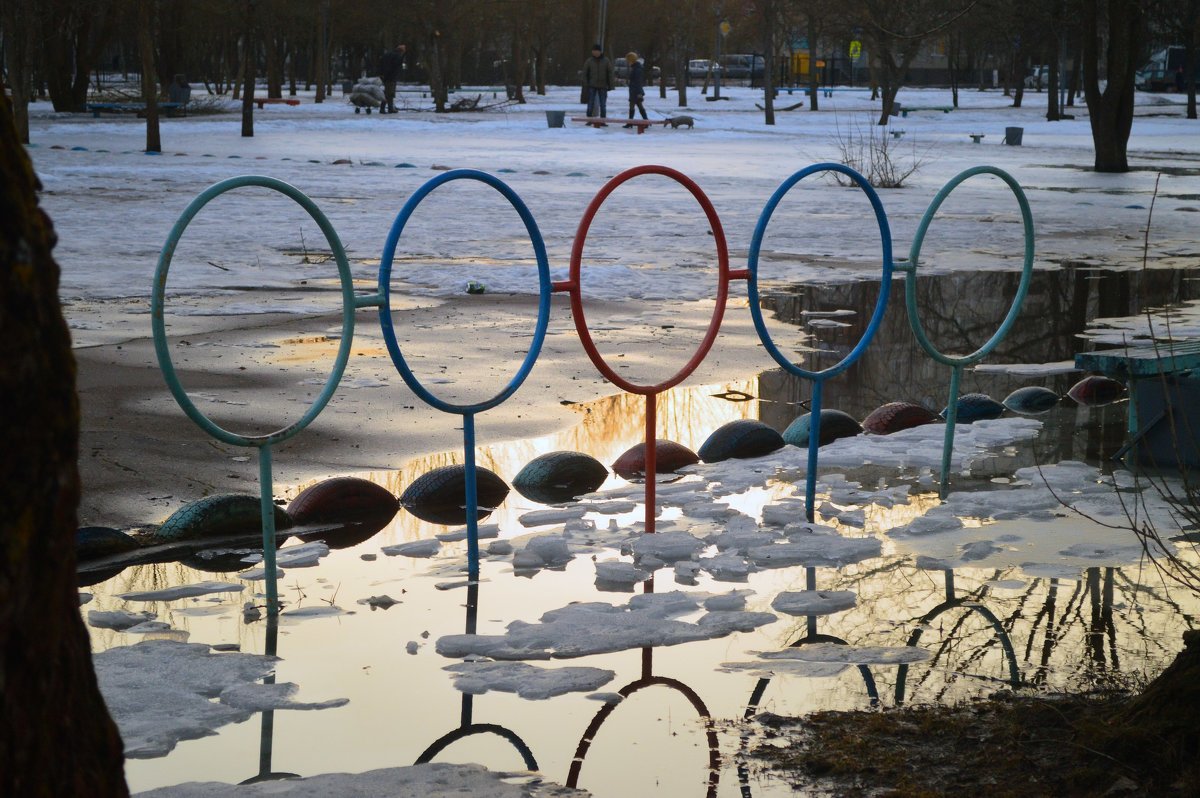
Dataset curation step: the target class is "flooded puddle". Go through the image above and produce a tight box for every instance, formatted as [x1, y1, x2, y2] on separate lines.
[84, 265, 1200, 796]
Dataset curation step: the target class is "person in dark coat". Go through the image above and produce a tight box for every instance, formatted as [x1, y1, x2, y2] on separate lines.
[624, 52, 648, 127]
[379, 44, 407, 114]
[583, 44, 615, 120]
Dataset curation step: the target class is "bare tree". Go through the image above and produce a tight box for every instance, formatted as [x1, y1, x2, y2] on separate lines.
[856, 0, 977, 124]
[137, 0, 162, 153]
[1081, 0, 1143, 172]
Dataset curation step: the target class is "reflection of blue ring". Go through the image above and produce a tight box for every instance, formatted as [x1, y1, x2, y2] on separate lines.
[414, 722, 537, 770]
[377, 169, 552, 414]
[747, 162, 893, 382]
[152, 176, 356, 447]
[894, 596, 1021, 705]
[904, 165, 1034, 367]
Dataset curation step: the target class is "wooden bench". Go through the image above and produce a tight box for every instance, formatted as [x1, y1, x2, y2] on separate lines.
[570, 117, 659, 133]
[253, 97, 301, 109]
[900, 105, 954, 117]
[87, 102, 183, 118]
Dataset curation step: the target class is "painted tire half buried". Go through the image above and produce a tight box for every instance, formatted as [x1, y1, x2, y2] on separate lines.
[782, 409, 863, 448]
[861, 402, 939, 435]
[611, 440, 700, 480]
[942, 392, 1005, 423]
[1003, 385, 1061, 415]
[1067, 375, 1126, 406]
[287, 477, 399, 525]
[513, 450, 608, 504]
[400, 465, 510, 525]
[697, 420, 785, 464]
[76, 526, 140, 561]
[154, 494, 293, 542]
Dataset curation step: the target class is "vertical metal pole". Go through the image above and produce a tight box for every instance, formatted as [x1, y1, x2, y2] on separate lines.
[714, 24, 723, 100]
[463, 412, 480, 582]
[939, 365, 962, 499]
[804, 381, 823, 523]
[258, 444, 279, 615]
[644, 393, 657, 534]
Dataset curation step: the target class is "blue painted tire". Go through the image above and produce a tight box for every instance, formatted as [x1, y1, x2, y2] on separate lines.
[76, 526, 139, 561]
[782, 409, 862, 448]
[1003, 386, 1061, 415]
[400, 465, 509, 525]
[611, 440, 700, 479]
[513, 451, 608, 504]
[942, 393, 1005, 423]
[155, 494, 293, 542]
[697, 420, 785, 464]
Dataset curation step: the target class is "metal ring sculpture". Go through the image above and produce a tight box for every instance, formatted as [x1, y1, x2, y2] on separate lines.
[901, 166, 1034, 497]
[378, 169, 553, 579]
[152, 175, 358, 613]
[555, 164, 739, 534]
[746, 163, 893, 522]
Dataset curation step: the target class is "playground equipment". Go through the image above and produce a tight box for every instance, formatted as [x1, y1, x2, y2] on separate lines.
[153, 163, 1034, 616]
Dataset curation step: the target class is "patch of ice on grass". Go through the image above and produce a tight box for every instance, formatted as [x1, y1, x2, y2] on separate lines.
[444, 660, 615, 699]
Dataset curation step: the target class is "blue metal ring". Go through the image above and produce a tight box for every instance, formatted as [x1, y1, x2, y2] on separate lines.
[746, 162, 894, 382]
[151, 176, 356, 448]
[377, 169, 552, 415]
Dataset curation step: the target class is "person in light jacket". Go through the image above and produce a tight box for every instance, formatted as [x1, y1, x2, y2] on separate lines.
[583, 44, 615, 119]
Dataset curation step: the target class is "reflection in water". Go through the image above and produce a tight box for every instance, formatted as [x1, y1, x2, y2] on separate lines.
[414, 581, 539, 771]
[84, 266, 1200, 796]
[240, 615, 299, 784]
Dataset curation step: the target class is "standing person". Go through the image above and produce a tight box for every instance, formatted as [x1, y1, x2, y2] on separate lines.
[583, 43, 615, 121]
[379, 43, 407, 114]
[624, 52, 648, 127]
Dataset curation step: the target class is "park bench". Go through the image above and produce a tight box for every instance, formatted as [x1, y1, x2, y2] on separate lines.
[570, 117, 659, 134]
[253, 97, 301, 109]
[969, 133, 985, 143]
[1075, 339, 1200, 468]
[87, 102, 183, 118]
[900, 105, 954, 117]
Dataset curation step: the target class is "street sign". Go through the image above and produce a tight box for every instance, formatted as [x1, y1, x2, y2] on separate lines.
[849, 40, 862, 61]
[719, 21, 731, 37]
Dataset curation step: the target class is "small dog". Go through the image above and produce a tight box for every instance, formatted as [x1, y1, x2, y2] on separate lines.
[665, 115, 695, 129]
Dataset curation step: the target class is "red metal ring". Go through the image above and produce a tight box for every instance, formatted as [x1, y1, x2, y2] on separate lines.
[567, 165, 730, 395]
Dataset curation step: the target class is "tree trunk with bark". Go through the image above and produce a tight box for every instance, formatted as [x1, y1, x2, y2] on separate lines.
[138, 0, 162, 154]
[1081, 0, 1142, 172]
[0, 90, 129, 798]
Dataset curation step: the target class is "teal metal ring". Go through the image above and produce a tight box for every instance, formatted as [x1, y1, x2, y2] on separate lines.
[151, 175, 357, 447]
[904, 166, 1035, 367]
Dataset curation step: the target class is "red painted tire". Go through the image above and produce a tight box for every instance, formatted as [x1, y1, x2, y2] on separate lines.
[287, 477, 399, 525]
[612, 439, 700, 479]
[862, 402, 939, 435]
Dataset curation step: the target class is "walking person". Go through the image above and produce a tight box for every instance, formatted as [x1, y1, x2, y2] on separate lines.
[583, 43, 615, 122]
[379, 43, 407, 114]
[624, 52, 648, 127]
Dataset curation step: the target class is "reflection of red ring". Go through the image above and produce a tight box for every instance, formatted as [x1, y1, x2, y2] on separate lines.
[564, 165, 730, 395]
[567, 675, 720, 797]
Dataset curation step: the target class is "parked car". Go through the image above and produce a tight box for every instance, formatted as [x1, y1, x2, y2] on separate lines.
[1136, 46, 1196, 92]
[687, 59, 720, 79]
[719, 54, 766, 80]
